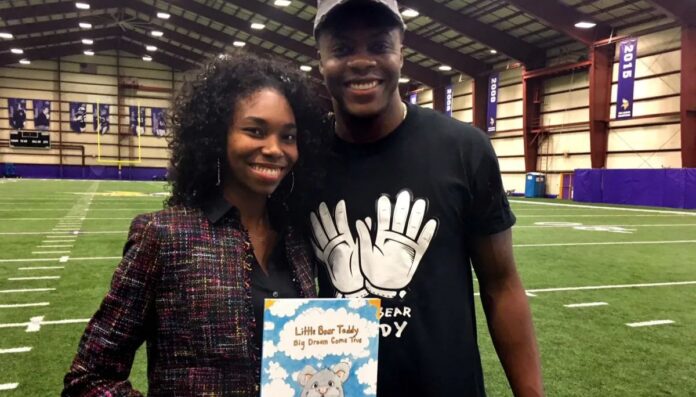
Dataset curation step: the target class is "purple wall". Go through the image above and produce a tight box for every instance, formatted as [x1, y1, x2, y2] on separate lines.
[1, 163, 167, 181]
[573, 169, 696, 209]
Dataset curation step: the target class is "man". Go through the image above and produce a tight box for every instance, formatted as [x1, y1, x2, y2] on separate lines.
[307, 0, 544, 396]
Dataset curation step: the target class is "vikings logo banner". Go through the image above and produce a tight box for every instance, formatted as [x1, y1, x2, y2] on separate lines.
[487, 73, 499, 134]
[69, 102, 88, 133]
[8, 98, 27, 130]
[33, 100, 51, 130]
[616, 38, 638, 119]
[151, 108, 167, 137]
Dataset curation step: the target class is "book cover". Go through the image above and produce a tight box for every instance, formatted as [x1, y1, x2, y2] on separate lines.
[260, 298, 381, 397]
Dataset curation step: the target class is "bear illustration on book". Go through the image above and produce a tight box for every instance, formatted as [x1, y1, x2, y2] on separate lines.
[297, 362, 351, 397]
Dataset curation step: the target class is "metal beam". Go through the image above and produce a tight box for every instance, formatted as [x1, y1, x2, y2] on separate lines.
[118, 37, 196, 71]
[648, 0, 696, 27]
[0, 0, 119, 20]
[589, 44, 615, 168]
[682, 25, 696, 167]
[522, 74, 542, 172]
[399, 0, 545, 67]
[0, 27, 122, 53]
[504, 0, 613, 45]
[0, 39, 118, 67]
[0, 15, 115, 37]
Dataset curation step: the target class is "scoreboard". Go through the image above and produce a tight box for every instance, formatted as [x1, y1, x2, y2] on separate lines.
[9, 131, 50, 149]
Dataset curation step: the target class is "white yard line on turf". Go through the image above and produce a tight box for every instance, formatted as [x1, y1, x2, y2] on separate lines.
[8, 276, 60, 281]
[475, 281, 696, 296]
[626, 320, 674, 327]
[509, 200, 696, 216]
[0, 347, 31, 354]
[0, 317, 90, 332]
[0, 231, 123, 235]
[0, 288, 55, 294]
[564, 302, 609, 308]
[0, 303, 50, 308]
[0, 256, 120, 263]
[32, 250, 71, 254]
[516, 214, 688, 217]
[18, 267, 64, 271]
[514, 240, 696, 247]
[36, 245, 73, 248]
[0, 384, 18, 391]
[1, 217, 131, 220]
[516, 224, 696, 228]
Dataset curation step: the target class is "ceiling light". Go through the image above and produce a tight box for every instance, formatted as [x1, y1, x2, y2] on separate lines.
[489, 49, 498, 54]
[274, 0, 292, 6]
[19, 59, 31, 65]
[438, 65, 452, 71]
[84, 50, 94, 56]
[156, 12, 171, 19]
[251, 23, 265, 30]
[233, 41, 246, 47]
[0, 32, 14, 39]
[82, 39, 93, 45]
[300, 65, 312, 72]
[75, 2, 90, 10]
[143, 55, 152, 62]
[398, 77, 410, 83]
[574, 21, 596, 29]
[146, 45, 157, 51]
[79, 22, 92, 29]
[401, 8, 419, 18]
[151, 30, 164, 37]
[11, 48, 23, 54]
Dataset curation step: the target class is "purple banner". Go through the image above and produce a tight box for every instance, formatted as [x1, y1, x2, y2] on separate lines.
[69, 102, 88, 133]
[445, 85, 453, 117]
[409, 92, 417, 105]
[93, 104, 110, 134]
[8, 98, 27, 130]
[487, 73, 499, 134]
[151, 108, 167, 137]
[616, 38, 638, 119]
[33, 100, 51, 131]
[129, 106, 146, 136]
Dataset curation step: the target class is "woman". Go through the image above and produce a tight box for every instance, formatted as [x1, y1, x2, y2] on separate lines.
[63, 52, 325, 396]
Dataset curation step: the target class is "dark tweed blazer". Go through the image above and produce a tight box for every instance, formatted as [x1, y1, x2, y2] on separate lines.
[63, 205, 317, 397]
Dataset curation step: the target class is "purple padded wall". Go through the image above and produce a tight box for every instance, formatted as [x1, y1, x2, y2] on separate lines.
[1, 163, 167, 181]
[573, 169, 696, 209]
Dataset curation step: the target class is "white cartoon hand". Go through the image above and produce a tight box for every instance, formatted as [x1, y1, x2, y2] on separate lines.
[310, 201, 366, 297]
[356, 191, 437, 298]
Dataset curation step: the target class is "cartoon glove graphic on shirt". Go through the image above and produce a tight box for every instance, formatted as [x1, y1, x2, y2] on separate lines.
[310, 200, 366, 297]
[311, 190, 438, 299]
[356, 191, 437, 298]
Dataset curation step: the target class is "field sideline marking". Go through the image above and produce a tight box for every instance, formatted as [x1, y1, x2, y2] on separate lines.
[1, 231, 123, 236]
[0, 347, 31, 354]
[0, 302, 50, 308]
[0, 384, 18, 391]
[32, 250, 71, 254]
[564, 302, 609, 308]
[8, 276, 61, 281]
[626, 320, 674, 327]
[37, 245, 73, 248]
[528, 281, 696, 293]
[514, 240, 696, 248]
[2, 217, 132, 220]
[510, 200, 696, 216]
[0, 288, 56, 294]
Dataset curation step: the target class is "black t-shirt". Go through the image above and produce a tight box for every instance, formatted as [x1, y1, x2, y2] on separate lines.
[307, 103, 515, 397]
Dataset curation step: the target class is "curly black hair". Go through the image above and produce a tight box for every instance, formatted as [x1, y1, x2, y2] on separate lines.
[167, 51, 329, 224]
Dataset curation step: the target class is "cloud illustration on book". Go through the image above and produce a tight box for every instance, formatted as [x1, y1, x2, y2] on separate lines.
[298, 362, 350, 397]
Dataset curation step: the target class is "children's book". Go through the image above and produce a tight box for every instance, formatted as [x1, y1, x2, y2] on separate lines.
[260, 298, 381, 397]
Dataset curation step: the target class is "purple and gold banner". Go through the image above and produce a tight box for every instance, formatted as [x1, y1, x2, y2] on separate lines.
[445, 85, 453, 117]
[151, 108, 167, 137]
[616, 38, 638, 119]
[8, 98, 27, 130]
[487, 73, 499, 134]
[33, 100, 51, 130]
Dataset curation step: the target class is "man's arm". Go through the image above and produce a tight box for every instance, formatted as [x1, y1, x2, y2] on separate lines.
[471, 228, 544, 397]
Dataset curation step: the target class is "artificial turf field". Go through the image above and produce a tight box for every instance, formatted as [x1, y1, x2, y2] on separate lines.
[0, 179, 694, 396]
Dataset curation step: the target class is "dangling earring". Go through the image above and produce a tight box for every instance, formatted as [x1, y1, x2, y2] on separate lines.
[216, 158, 221, 187]
[288, 171, 295, 196]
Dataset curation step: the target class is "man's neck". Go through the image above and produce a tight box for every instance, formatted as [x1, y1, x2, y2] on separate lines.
[334, 96, 406, 144]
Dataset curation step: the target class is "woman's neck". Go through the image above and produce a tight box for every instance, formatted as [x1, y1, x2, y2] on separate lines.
[222, 183, 268, 230]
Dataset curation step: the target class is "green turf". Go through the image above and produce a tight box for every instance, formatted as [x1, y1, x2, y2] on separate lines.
[1, 179, 695, 396]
